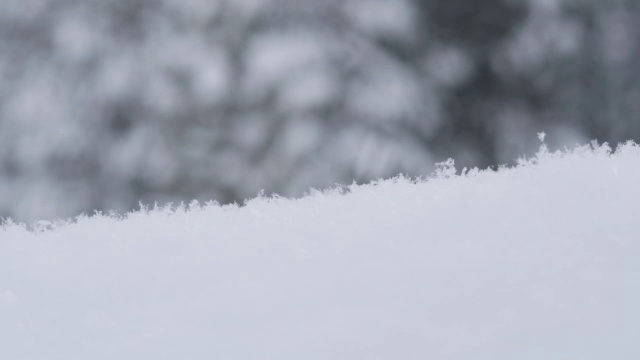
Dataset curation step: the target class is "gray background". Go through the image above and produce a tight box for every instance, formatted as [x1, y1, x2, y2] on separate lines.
[1, 0, 639, 223]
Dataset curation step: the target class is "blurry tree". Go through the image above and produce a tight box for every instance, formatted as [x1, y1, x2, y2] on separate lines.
[0, 0, 639, 223]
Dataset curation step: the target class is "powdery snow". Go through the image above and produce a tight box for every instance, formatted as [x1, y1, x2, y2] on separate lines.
[1, 142, 639, 359]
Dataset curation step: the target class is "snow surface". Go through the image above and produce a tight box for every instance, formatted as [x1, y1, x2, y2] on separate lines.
[1, 142, 640, 360]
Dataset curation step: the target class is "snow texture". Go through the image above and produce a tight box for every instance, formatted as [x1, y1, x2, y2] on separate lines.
[1, 142, 639, 359]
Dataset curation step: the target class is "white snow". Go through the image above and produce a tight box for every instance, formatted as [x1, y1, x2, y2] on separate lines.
[1, 142, 639, 359]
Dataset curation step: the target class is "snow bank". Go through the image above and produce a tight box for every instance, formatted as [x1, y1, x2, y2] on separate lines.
[2, 142, 640, 359]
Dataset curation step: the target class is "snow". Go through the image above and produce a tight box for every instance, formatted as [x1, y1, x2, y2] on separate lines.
[1, 141, 639, 359]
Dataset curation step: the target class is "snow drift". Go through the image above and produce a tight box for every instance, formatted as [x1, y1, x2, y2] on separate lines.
[1, 141, 639, 359]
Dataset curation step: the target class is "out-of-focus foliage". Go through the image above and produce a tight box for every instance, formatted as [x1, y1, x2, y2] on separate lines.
[1, 0, 639, 222]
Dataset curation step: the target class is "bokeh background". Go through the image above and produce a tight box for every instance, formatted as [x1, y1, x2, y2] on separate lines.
[1, 0, 639, 223]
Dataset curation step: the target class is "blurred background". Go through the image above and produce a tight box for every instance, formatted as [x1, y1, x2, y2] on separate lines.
[1, 0, 639, 223]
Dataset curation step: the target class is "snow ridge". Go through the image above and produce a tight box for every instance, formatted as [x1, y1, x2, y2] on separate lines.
[1, 142, 639, 359]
